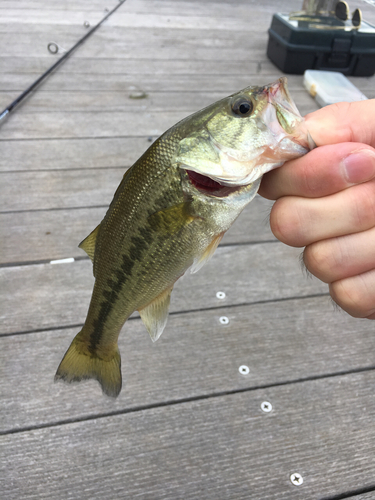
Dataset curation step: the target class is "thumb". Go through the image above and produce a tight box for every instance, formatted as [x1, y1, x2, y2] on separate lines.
[305, 99, 375, 148]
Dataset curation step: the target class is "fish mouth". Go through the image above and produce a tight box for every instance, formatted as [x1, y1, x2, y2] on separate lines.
[186, 170, 241, 197]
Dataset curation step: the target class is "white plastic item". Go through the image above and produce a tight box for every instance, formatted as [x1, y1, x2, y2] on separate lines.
[303, 70, 368, 107]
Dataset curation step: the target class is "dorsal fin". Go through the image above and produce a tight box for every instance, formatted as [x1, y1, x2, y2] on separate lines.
[138, 286, 173, 342]
[190, 232, 224, 274]
[78, 224, 100, 264]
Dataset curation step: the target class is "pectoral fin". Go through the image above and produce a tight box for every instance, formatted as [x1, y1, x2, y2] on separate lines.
[79, 224, 100, 264]
[148, 202, 196, 235]
[190, 232, 224, 274]
[138, 286, 173, 342]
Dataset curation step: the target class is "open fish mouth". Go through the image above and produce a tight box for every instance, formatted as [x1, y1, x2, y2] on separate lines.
[186, 169, 242, 197]
[177, 77, 314, 188]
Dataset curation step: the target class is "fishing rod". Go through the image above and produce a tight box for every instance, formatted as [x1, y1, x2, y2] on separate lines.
[0, 0, 126, 123]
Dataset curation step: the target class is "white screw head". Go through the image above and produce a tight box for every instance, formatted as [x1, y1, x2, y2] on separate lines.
[216, 291, 226, 299]
[219, 316, 229, 325]
[239, 365, 250, 375]
[290, 473, 303, 486]
[261, 401, 272, 413]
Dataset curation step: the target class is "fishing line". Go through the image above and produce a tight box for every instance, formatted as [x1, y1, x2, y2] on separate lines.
[0, 0, 127, 124]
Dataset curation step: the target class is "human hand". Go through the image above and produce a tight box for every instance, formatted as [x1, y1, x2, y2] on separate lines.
[259, 100, 375, 319]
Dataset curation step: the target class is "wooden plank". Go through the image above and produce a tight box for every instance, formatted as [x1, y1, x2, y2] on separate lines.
[0, 54, 282, 77]
[0, 72, 373, 103]
[0, 56, 291, 76]
[0, 196, 275, 264]
[132, 0, 375, 24]
[0, 138, 151, 173]
[0, 89, 319, 113]
[0, 242, 327, 335]
[0, 62, 275, 96]
[0, 98, 321, 140]
[2, 295, 375, 431]
[0, 2, 302, 34]
[0, 72, 302, 94]
[0, 27, 270, 59]
[2, 371, 375, 499]
[0, 110, 193, 140]
[2, 54, 375, 102]
[3, 20, 375, 65]
[0, 0, 122, 11]
[0, 207, 107, 264]
[2, 0, 374, 28]
[0, 168, 125, 212]
[0, 0, 303, 16]
[134, 0, 375, 23]
[0, 10, 114, 28]
[0, 70, 272, 93]
[0, 11, 280, 32]
[1, 71, 373, 109]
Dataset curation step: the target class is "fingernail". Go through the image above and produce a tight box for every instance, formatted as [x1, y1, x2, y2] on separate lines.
[342, 149, 375, 184]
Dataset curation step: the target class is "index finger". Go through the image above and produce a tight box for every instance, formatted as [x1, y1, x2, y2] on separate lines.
[259, 99, 375, 200]
[306, 100, 375, 147]
[259, 142, 375, 200]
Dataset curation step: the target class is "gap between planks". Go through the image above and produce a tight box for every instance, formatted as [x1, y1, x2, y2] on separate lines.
[0, 239, 279, 268]
[0, 291, 329, 338]
[0, 365, 375, 436]
[2, 364, 375, 436]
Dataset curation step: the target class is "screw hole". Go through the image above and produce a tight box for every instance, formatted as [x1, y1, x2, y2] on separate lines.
[47, 42, 59, 54]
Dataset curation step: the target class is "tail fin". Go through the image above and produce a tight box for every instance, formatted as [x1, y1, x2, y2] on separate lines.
[55, 331, 122, 398]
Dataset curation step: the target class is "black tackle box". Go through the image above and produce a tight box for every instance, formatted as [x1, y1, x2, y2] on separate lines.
[267, 13, 375, 76]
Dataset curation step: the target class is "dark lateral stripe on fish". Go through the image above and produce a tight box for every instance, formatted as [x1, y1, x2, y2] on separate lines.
[136, 226, 155, 248]
[89, 256, 135, 353]
[89, 231, 154, 353]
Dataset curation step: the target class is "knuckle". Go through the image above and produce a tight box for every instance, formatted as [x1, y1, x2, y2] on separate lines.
[330, 275, 375, 318]
[269, 197, 305, 246]
[350, 182, 375, 229]
[329, 280, 363, 317]
[303, 242, 334, 283]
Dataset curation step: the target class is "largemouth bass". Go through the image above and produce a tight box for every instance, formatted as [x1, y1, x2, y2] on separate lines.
[55, 77, 313, 397]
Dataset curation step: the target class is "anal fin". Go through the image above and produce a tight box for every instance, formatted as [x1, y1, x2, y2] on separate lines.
[190, 232, 224, 274]
[138, 286, 173, 342]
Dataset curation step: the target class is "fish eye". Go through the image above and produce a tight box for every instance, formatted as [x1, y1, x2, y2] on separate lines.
[231, 97, 253, 117]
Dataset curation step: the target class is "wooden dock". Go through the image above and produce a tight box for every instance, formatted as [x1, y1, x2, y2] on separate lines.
[1, 1, 375, 498]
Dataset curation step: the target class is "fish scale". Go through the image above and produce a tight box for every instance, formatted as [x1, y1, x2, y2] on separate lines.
[55, 78, 313, 397]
